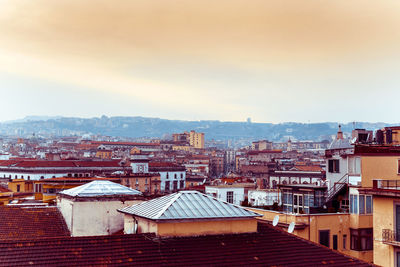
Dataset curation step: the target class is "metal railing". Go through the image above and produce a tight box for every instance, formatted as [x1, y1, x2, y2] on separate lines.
[325, 173, 348, 203]
[382, 229, 400, 244]
[374, 180, 400, 190]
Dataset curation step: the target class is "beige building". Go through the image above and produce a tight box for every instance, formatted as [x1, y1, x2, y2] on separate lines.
[189, 130, 205, 149]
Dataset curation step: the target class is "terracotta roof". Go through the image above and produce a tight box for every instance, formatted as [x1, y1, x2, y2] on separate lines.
[149, 162, 181, 168]
[0, 223, 371, 266]
[291, 165, 324, 172]
[0, 160, 121, 168]
[0, 206, 70, 240]
[0, 186, 12, 193]
[248, 150, 282, 155]
[90, 141, 159, 146]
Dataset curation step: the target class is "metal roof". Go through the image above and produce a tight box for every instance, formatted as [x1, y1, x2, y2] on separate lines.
[119, 190, 261, 220]
[59, 180, 142, 197]
[328, 138, 352, 150]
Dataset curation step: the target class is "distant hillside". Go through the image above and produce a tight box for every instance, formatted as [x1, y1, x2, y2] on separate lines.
[0, 116, 395, 142]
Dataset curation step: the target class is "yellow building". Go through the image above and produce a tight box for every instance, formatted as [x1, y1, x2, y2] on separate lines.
[249, 208, 373, 263]
[189, 130, 204, 149]
[360, 180, 400, 267]
[8, 179, 33, 193]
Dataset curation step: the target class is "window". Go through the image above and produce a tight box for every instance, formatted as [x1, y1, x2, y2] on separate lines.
[173, 181, 178, 190]
[351, 194, 372, 214]
[343, 234, 347, 249]
[350, 228, 373, 251]
[359, 195, 365, 214]
[319, 230, 330, 247]
[366, 195, 372, 214]
[180, 180, 184, 189]
[333, 235, 338, 250]
[314, 191, 324, 207]
[166, 173, 169, 179]
[174, 174, 177, 179]
[16, 185, 20, 192]
[227, 191, 234, 204]
[165, 181, 170, 191]
[145, 178, 148, 185]
[328, 159, 339, 173]
[180, 173, 183, 179]
[350, 194, 358, 214]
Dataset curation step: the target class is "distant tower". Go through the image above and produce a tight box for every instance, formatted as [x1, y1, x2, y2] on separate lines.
[247, 118, 252, 124]
[287, 138, 292, 152]
[337, 125, 344, 140]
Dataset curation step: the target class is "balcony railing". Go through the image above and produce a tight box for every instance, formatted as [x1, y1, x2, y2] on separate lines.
[382, 229, 400, 245]
[374, 180, 400, 190]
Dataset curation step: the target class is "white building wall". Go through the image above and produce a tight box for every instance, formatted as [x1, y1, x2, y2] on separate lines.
[0, 172, 67, 181]
[57, 197, 142, 237]
[205, 187, 244, 206]
[159, 171, 186, 192]
[248, 190, 281, 206]
[326, 155, 349, 190]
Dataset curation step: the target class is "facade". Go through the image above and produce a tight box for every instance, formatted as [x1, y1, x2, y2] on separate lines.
[149, 162, 186, 192]
[120, 173, 161, 195]
[205, 185, 248, 205]
[189, 130, 205, 149]
[251, 208, 373, 263]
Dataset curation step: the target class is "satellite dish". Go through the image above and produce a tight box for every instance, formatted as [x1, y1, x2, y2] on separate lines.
[272, 215, 279, 226]
[288, 222, 295, 233]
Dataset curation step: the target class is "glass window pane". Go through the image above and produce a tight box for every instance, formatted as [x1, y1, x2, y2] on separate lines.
[304, 194, 309, 207]
[366, 196, 372, 214]
[354, 195, 358, 214]
[359, 195, 365, 214]
[350, 195, 354, 214]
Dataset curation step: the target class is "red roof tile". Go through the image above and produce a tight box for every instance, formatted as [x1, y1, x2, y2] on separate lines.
[0, 206, 70, 240]
[0, 160, 121, 168]
[90, 141, 159, 146]
[292, 165, 324, 172]
[0, 223, 372, 266]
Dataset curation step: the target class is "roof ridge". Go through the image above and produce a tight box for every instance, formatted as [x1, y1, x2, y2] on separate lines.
[154, 192, 182, 219]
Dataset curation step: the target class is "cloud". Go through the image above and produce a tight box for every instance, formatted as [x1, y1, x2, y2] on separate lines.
[0, 0, 400, 122]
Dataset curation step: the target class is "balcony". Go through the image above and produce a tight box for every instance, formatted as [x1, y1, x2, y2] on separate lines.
[382, 229, 400, 246]
[374, 180, 400, 190]
[359, 180, 400, 197]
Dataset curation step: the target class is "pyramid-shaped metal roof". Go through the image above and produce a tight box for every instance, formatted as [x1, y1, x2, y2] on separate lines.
[118, 190, 261, 220]
[59, 180, 142, 197]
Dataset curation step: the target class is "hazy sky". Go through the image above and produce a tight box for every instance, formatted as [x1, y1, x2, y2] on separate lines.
[1, 0, 400, 123]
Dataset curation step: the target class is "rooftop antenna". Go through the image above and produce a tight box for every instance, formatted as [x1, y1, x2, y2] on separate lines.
[272, 215, 279, 226]
[288, 222, 295, 233]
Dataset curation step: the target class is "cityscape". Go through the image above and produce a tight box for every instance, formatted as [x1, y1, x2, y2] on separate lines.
[2, 1, 400, 266]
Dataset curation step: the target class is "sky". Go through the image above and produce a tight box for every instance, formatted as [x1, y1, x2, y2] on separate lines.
[1, 0, 400, 123]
